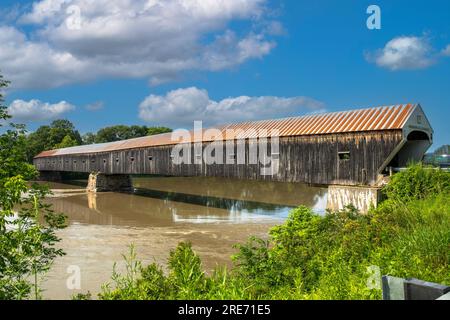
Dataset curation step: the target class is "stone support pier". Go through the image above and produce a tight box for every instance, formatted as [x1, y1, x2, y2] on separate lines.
[86, 172, 133, 192]
[327, 185, 382, 213]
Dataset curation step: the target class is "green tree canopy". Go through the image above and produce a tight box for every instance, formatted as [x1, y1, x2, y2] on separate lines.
[54, 135, 79, 149]
[147, 126, 172, 136]
[25, 119, 82, 162]
[84, 125, 172, 144]
[82, 132, 97, 145]
[95, 125, 148, 143]
[0, 75, 35, 180]
[435, 145, 450, 156]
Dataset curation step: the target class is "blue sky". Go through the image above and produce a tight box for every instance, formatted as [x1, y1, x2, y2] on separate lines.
[1, 0, 449, 150]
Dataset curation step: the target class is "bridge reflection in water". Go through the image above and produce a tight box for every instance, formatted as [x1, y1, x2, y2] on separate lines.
[47, 176, 328, 227]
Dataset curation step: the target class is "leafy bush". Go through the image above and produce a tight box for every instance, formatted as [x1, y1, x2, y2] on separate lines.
[383, 163, 450, 202]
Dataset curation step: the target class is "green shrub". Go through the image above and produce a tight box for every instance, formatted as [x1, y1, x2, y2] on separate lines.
[383, 163, 450, 202]
[167, 242, 206, 299]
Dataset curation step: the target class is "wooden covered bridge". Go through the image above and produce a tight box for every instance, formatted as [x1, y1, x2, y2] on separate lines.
[34, 103, 433, 211]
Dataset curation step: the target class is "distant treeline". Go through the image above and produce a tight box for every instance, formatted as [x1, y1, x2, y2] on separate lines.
[424, 145, 450, 167]
[433, 145, 450, 156]
[24, 119, 172, 162]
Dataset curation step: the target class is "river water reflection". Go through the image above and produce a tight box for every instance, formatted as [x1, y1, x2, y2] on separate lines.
[41, 177, 327, 299]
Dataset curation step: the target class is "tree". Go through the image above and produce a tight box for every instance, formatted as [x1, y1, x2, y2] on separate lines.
[434, 145, 450, 156]
[95, 125, 148, 143]
[25, 119, 82, 162]
[48, 120, 82, 146]
[93, 125, 172, 143]
[0, 73, 66, 300]
[82, 132, 97, 145]
[54, 135, 79, 149]
[25, 125, 51, 162]
[147, 126, 172, 136]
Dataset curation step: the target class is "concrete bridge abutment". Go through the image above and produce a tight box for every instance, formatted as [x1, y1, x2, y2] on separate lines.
[326, 185, 383, 214]
[86, 172, 133, 193]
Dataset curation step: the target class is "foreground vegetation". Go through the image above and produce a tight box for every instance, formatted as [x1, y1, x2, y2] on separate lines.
[0, 74, 66, 300]
[98, 164, 450, 300]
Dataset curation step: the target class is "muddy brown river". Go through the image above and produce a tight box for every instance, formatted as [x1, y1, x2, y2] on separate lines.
[39, 177, 327, 299]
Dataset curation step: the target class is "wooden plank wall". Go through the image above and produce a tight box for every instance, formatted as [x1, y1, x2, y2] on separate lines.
[34, 130, 404, 186]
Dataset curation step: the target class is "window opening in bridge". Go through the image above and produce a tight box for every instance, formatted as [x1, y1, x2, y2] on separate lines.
[177, 150, 185, 158]
[74, 160, 77, 164]
[362, 168, 368, 183]
[103, 159, 107, 164]
[338, 151, 351, 161]
[116, 158, 119, 163]
[148, 156, 153, 161]
[417, 115, 423, 125]
[91, 160, 95, 163]
[130, 157, 135, 162]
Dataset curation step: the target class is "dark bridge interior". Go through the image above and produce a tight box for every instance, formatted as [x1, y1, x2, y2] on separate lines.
[385, 130, 433, 169]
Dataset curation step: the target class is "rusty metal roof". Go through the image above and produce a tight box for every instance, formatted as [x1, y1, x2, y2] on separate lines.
[35, 103, 418, 158]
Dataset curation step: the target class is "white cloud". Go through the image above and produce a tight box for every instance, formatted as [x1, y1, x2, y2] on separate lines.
[367, 36, 435, 70]
[264, 21, 286, 36]
[0, 26, 90, 89]
[1, 0, 280, 89]
[85, 101, 104, 111]
[19, 0, 71, 24]
[442, 44, 450, 56]
[203, 31, 276, 71]
[139, 87, 325, 128]
[7, 99, 75, 121]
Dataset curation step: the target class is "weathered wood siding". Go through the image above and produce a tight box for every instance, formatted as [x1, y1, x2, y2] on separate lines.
[34, 130, 404, 186]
